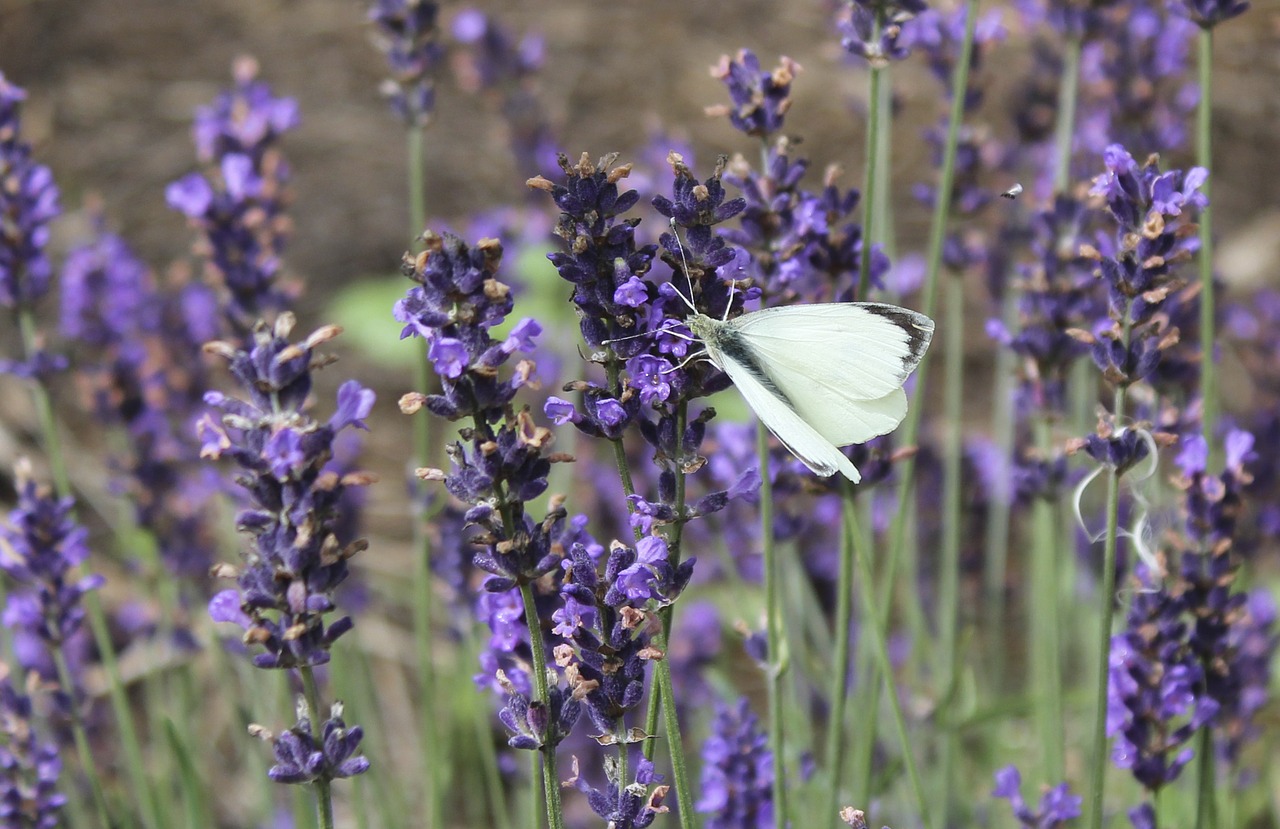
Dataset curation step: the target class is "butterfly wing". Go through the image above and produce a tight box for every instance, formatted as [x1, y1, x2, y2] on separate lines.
[709, 340, 862, 482]
[728, 303, 933, 446]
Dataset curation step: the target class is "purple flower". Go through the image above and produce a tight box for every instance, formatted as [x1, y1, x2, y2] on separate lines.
[367, 0, 441, 125]
[1178, 0, 1250, 28]
[203, 316, 373, 671]
[428, 336, 469, 379]
[697, 698, 773, 829]
[707, 50, 801, 138]
[571, 754, 667, 829]
[0, 673, 67, 828]
[0, 462, 104, 673]
[1107, 566, 1220, 791]
[613, 275, 650, 308]
[0, 74, 60, 311]
[992, 765, 1081, 828]
[167, 59, 298, 338]
[260, 701, 369, 785]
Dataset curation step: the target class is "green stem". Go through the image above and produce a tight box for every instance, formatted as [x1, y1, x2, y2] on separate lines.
[1031, 419, 1066, 785]
[1194, 725, 1217, 829]
[405, 122, 444, 829]
[983, 291, 1018, 684]
[821, 486, 858, 823]
[518, 582, 565, 829]
[857, 15, 885, 301]
[299, 668, 335, 829]
[51, 649, 112, 827]
[936, 270, 965, 829]
[1196, 28, 1217, 452]
[848, 502, 933, 829]
[757, 424, 788, 829]
[408, 124, 427, 240]
[17, 308, 71, 499]
[1051, 36, 1083, 192]
[1086, 384, 1127, 829]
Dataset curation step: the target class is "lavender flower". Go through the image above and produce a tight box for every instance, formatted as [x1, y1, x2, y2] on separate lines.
[991, 765, 1082, 828]
[1178, 0, 1250, 28]
[838, 0, 930, 66]
[1077, 3, 1197, 159]
[1076, 146, 1206, 460]
[202, 315, 375, 671]
[166, 57, 299, 338]
[0, 74, 59, 313]
[1107, 564, 1219, 791]
[569, 755, 668, 829]
[451, 9, 556, 177]
[58, 218, 219, 578]
[0, 669, 67, 828]
[0, 460, 104, 682]
[252, 700, 369, 785]
[1174, 432, 1277, 770]
[367, 0, 441, 125]
[697, 698, 773, 829]
[705, 50, 802, 139]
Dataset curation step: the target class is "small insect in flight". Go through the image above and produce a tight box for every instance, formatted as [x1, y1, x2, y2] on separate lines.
[1001, 182, 1024, 199]
[634, 221, 934, 483]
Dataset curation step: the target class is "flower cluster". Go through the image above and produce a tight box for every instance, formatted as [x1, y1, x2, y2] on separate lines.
[0, 74, 59, 313]
[1077, 146, 1206, 460]
[723, 140, 884, 303]
[555, 536, 692, 732]
[59, 219, 220, 577]
[1174, 432, 1275, 768]
[451, 9, 556, 178]
[0, 460, 104, 684]
[0, 668, 67, 828]
[252, 699, 369, 785]
[1077, 3, 1197, 160]
[202, 315, 375, 671]
[1106, 562, 1219, 791]
[568, 755, 667, 829]
[395, 229, 582, 754]
[0, 74, 64, 382]
[1178, 0, 1250, 29]
[838, 0, 929, 66]
[697, 698, 773, 829]
[367, 0, 442, 125]
[991, 765, 1081, 828]
[705, 50, 801, 139]
[166, 57, 300, 338]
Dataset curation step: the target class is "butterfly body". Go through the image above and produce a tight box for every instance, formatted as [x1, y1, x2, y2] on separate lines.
[685, 302, 934, 482]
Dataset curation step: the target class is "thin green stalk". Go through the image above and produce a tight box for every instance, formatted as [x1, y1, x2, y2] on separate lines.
[848, 503, 933, 829]
[1051, 36, 1083, 192]
[857, 48, 884, 301]
[518, 581, 565, 829]
[1196, 28, 1218, 454]
[461, 618, 515, 829]
[652, 621, 697, 829]
[1031, 420, 1065, 785]
[1086, 384, 1126, 829]
[936, 270, 965, 829]
[299, 667, 335, 829]
[757, 424, 788, 829]
[1195, 726, 1217, 829]
[821, 486, 859, 823]
[16, 308, 70, 499]
[405, 121, 445, 829]
[983, 291, 1018, 684]
[51, 649, 112, 827]
[873, 63, 895, 263]
[655, 401, 697, 829]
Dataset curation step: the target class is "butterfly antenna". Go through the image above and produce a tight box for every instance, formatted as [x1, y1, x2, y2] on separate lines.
[668, 217, 699, 315]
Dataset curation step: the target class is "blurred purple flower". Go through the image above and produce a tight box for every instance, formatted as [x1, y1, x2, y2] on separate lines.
[992, 765, 1081, 828]
[697, 698, 773, 829]
[368, 0, 441, 125]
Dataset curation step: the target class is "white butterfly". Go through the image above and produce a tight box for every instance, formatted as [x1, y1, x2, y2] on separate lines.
[682, 300, 934, 482]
